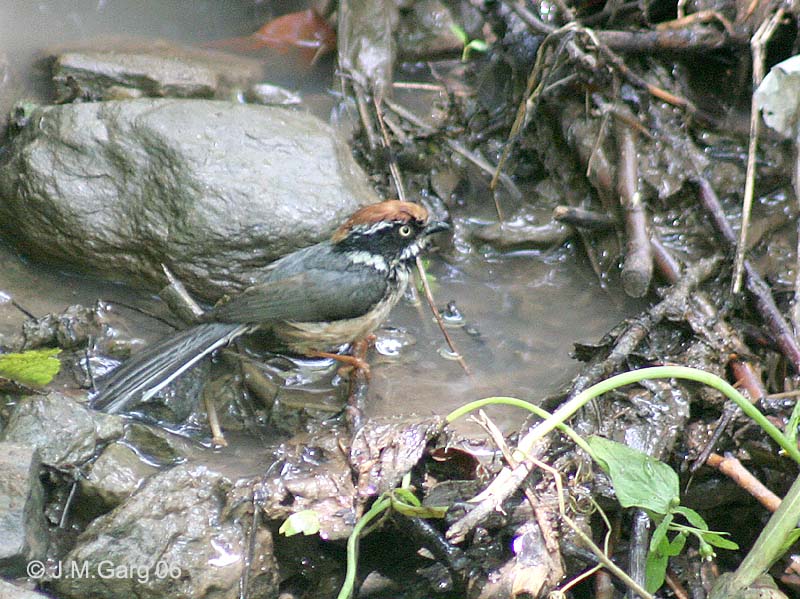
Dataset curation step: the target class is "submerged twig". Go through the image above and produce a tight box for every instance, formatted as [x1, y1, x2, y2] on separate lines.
[471, 219, 573, 248]
[553, 205, 616, 231]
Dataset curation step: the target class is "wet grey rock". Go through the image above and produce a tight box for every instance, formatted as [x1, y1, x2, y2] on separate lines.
[0, 578, 52, 599]
[122, 423, 192, 467]
[0, 443, 47, 576]
[53, 464, 278, 599]
[0, 99, 378, 301]
[1, 393, 123, 469]
[51, 42, 263, 102]
[81, 442, 158, 508]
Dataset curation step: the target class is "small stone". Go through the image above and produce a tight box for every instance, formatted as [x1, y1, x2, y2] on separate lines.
[0, 443, 47, 576]
[1, 393, 123, 469]
[81, 443, 158, 507]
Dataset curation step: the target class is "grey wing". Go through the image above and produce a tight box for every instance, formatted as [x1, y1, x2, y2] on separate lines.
[208, 267, 388, 324]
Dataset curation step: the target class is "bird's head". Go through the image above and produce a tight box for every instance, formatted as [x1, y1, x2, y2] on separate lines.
[331, 200, 449, 271]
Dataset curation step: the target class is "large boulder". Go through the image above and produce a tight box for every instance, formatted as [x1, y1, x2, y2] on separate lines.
[52, 464, 278, 599]
[0, 99, 378, 301]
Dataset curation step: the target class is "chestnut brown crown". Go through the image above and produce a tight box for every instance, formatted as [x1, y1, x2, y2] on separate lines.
[331, 200, 429, 243]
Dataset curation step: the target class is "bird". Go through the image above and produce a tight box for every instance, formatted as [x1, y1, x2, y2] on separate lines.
[91, 200, 449, 414]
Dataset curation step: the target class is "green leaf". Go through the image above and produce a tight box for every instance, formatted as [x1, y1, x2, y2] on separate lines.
[391, 488, 422, 507]
[650, 514, 673, 553]
[392, 502, 448, 518]
[588, 436, 679, 515]
[0, 348, 61, 386]
[645, 546, 669, 593]
[701, 532, 738, 550]
[665, 532, 688, 556]
[279, 510, 321, 537]
[449, 23, 469, 45]
[672, 505, 709, 531]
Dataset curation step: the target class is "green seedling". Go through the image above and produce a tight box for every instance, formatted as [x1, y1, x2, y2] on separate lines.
[450, 24, 488, 61]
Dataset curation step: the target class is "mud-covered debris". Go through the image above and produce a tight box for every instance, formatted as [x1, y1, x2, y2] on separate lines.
[258, 425, 357, 541]
[350, 415, 444, 498]
[19, 304, 107, 351]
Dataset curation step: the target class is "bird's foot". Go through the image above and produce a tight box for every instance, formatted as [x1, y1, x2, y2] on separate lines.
[307, 349, 371, 378]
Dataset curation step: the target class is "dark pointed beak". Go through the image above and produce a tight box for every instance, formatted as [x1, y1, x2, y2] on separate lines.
[424, 220, 450, 236]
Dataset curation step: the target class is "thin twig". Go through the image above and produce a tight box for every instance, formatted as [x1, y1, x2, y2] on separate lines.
[697, 178, 800, 372]
[392, 81, 445, 92]
[561, 513, 654, 598]
[654, 10, 735, 36]
[11, 299, 36, 320]
[664, 570, 691, 599]
[706, 452, 781, 512]
[354, 84, 379, 151]
[731, 9, 784, 294]
[373, 96, 407, 202]
[382, 98, 522, 203]
[415, 255, 470, 375]
[203, 391, 227, 447]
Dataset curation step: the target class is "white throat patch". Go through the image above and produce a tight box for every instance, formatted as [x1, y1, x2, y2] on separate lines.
[399, 240, 425, 262]
[346, 251, 389, 272]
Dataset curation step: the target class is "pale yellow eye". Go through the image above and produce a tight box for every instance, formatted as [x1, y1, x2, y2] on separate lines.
[399, 224, 413, 237]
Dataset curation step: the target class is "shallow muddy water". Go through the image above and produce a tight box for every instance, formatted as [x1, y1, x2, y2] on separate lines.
[0, 1, 637, 435]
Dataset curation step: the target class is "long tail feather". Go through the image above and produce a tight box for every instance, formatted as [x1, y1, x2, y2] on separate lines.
[91, 322, 249, 414]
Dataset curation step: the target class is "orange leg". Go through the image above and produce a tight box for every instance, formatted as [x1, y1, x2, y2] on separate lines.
[307, 348, 370, 376]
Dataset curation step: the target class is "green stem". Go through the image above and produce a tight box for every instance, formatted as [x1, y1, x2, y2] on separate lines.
[448, 366, 800, 465]
[337, 495, 392, 599]
[446, 396, 596, 459]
